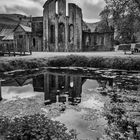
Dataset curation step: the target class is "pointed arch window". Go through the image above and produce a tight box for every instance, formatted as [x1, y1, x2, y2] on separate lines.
[58, 23, 65, 43]
[69, 24, 74, 43]
[50, 25, 55, 43]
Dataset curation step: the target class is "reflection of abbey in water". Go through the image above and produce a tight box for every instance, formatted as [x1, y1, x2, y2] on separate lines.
[1, 71, 140, 103]
[33, 73, 83, 105]
[33, 72, 114, 105]
[1, 72, 113, 103]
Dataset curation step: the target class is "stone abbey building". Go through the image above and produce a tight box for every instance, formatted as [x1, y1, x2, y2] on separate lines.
[42, 0, 113, 52]
[0, 0, 114, 54]
[43, 0, 82, 52]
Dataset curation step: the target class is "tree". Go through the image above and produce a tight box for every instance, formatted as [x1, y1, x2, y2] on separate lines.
[98, 6, 112, 32]
[96, 6, 114, 35]
[103, 0, 140, 44]
[100, 6, 110, 27]
[134, 0, 140, 10]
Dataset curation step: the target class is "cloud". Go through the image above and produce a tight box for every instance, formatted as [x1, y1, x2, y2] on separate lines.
[0, 0, 40, 8]
[0, 0, 106, 22]
[85, 0, 105, 6]
[67, 0, 106, 22]
[0, 0, 43, 16]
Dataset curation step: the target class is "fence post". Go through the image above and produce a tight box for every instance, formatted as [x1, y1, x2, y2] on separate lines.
[0, 81, 2, 101]
[13, 41, 16, 57]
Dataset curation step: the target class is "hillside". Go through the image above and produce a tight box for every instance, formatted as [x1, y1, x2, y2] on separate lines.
[0, 14, 31, 30]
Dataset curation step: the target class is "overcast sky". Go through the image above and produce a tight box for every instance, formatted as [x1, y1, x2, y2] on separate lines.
[0, 0, 106, 23]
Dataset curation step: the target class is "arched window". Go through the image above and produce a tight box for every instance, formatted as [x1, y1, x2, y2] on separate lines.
[50, 25, 55, 43]
[86, 36, 89, 46]
[85, 35, 91, 46]
[58, 23, 65, 43]
[101, 36, 104, 45]
[69, 24, 74, 43]
[55, 0, 58, 14]
[33, 38, 35, 47]
[94, 35, 97, 45]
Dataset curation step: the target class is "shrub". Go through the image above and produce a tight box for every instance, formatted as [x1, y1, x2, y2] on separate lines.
[68, 55, 89, 67]
[47, 55, 89, 67]
[0, 114, 77, 140]
[89, 57, 106, 68]
[47, 56, 68, 67]
[104, 91, 140, 140]
[1, 55, 140, 72]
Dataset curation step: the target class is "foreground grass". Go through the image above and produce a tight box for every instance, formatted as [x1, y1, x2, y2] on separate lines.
[0, 54, 140, 72]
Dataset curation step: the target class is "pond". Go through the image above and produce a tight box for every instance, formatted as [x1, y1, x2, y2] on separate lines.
[0, 67, 140, 140]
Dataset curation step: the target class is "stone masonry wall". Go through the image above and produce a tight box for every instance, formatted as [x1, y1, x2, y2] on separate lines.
[32, 17, 43, 51]
[82, 31, 114, 51]
[43, 0, 83, 52]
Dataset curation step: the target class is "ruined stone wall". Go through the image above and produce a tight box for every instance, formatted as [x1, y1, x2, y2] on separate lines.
[43, 0, 56, 51]
[82, 31, 114, 51]
[57, 0, 66, 52]
[68, 4, 82, 52]
[95, 33, 114, 51]
[43, 0, 83, 52]
[82, 31, 91, 51]
[103, 33, 114, 51]
[32, 17, 43, 51]
[68, 4, 76, 52]
[32, 17, 43, 36]
[75, 6, 82, 51]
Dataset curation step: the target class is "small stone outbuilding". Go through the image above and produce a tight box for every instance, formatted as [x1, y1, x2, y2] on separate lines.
[14, 24, 32, 54]
[0, 27, 15, 54]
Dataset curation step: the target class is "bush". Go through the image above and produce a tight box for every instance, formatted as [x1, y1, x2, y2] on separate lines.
[0, 114, 77, 140]
[103, 91, 140, 140]
[47, 55, 89, 67]
[1, 55, 140, 72]
[67, 55, 89, 67]
[47, 56, 69, 67]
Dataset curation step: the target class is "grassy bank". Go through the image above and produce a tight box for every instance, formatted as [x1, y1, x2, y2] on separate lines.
[0, 54, 140, 72]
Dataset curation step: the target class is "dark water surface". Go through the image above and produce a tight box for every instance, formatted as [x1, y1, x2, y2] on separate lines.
[0, 67, 140, 140]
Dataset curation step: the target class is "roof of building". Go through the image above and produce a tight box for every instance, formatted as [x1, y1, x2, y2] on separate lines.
[0, 24, 16, 32]
[2, 32, 14, 41]
[20, 24, 31, 32]
[0, 28, 14, 41]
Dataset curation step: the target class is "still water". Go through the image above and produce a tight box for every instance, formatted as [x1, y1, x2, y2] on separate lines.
[0, 67, 140, 140]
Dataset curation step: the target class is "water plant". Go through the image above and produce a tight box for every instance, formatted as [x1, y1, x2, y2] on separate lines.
[103, 90, 140, 140]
